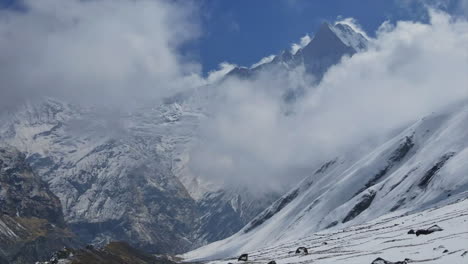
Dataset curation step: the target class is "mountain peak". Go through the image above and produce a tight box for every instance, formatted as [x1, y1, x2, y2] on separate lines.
[313, 22, 338, 40]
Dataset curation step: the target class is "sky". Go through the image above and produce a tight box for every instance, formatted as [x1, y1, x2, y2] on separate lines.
[0, 0, 467, 193]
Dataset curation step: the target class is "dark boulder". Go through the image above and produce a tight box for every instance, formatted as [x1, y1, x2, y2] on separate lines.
[295, 247, 308, 255]
[371, 257, 410, 264]
[238, 254, 248, 261]
[267, 261, 276, 264]
[407, 229, 415, 234]
[85, 244, 95, 250]
[415, 225, 443, 236]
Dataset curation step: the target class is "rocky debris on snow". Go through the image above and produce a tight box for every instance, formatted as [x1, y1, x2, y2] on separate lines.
[461, 250, 467, 257]
[295, 247, 308, 255]
[238, 254, 248, 261]
[267, 261, 276, 264]
[415, 224, 443, 236]
[408, 229, 415, 234]
[36, 241, 178, 264]
[371, 257, 410, 264]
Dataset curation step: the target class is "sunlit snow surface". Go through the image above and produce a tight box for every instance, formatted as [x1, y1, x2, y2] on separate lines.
[184, 198, 468, 264]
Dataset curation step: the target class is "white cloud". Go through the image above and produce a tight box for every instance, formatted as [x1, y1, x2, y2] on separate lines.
[290, 34, 311, 54]
[0, 0, 202, 110]
[251, 55, 276, 69]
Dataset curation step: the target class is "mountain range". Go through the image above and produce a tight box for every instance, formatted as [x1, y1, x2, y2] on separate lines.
[1, 20, 466, 264]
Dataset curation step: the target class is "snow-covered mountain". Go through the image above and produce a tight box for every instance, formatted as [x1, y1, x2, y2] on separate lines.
[0, 96, 279, 254]
[183, 102, 468, 260]
[226, 22, 368, 82]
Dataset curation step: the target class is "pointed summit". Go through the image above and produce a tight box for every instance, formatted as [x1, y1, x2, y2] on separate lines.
[299, 22, 357, 81]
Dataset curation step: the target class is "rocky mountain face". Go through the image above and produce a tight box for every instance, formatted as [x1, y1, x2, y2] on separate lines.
[0, 97, 279, 254]
[184, 103, 468, 259]
[0, 146, 77, 264]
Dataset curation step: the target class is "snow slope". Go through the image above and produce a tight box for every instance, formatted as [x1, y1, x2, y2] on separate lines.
[184, 197, 468, 264]
[183, 103, 468, 260]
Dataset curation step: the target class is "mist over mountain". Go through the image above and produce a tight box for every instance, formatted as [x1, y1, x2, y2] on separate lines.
[0, 1, 468, 263]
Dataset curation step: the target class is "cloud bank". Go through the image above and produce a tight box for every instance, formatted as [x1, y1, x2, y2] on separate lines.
[189, 10, 468, 193]
[1, 1, 467, 196]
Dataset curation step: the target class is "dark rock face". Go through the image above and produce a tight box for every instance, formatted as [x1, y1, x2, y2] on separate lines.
[418, 153, 455, 189]
[343, 190, 377, 223]
[295, 247, 308, 255]
[0, 146, 77, 264]
[300, 23, 356, 81]
[238, 253, 248, 261]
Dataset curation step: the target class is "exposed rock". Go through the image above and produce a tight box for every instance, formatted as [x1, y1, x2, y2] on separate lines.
[415, 225, 443, 236]
[418, 153, 455, 189]
[238, 254, 248, 261]
[371, 257, 410, 264]
[295, 247, 308, 255]
[0, 146, 77, 264]
[343, 190, 376, 223]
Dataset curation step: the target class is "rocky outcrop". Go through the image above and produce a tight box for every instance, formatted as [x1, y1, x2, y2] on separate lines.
[0, 146, 77, 264]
